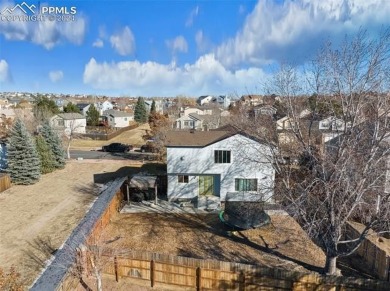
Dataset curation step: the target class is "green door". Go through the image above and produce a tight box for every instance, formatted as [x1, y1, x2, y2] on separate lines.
[199, 176, 214, 196]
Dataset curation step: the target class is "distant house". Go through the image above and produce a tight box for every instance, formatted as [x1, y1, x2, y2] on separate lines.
[179, 106, 212, 117]
[76, 103, 91, 116]
[253, 105, 277, 118]
[276, 116, 298, 130]
[165, 129, 275, 205]
[174, 111, 224, 131]
[96, 101, 114, 115]
[197, 95, 213, 106]
[144, 100, 163, 113]
[103, 109, 133, 128]
[211, 95, 231, 109]
[319, 116, 351, 131]
[50, 113, 86, 134]
[240, 95, 264, 107]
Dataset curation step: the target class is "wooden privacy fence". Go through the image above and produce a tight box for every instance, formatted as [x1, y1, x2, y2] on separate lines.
[346, 222, 390, 282]
[78, 249, 390, 291]
[0, 173, 11, 192]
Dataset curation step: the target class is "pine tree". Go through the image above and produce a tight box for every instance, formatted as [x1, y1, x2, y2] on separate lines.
[6, 119, 41, 185]
[41, 120, 66, 169]
[134, 97, 148, 123]
[63, 102, 81, 113]
[86, 104, 100, 126]
[35, 135, 56, 174]
[150, 100, 156, 114]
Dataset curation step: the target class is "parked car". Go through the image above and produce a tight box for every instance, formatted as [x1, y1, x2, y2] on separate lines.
[102, 143, 133, 152]
[140, 143, 158, 153]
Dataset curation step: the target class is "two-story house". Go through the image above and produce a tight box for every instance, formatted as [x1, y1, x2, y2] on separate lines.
[103, 109, 134, 128]
[50, 113, 86, 134]
[96, 100, 114, 115]
[165, 130, 275, 206]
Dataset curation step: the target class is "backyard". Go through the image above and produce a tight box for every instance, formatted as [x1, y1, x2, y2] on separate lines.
[97, 212, 326, 272]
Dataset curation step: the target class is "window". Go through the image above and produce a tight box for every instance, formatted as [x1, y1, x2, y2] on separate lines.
[235, 179, 258, 191]
[57, 119, 64, 126]
[124, 118, 128, 121]
[214, 150, 231, 163]
[178, 175, 189, 183]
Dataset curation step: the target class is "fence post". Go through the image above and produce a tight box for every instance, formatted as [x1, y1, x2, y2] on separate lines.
[239, 270, 245, 291]
[196, 267, 201, 291]
[150, 260, 155, 287]
[114, 256, 119, 282]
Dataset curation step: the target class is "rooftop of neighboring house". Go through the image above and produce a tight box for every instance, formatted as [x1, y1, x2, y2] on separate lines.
[165, 130, 232, 147]
[55, 113, 85, 120]
[76, 103, 91, 110]
[104, 109, 133, 118]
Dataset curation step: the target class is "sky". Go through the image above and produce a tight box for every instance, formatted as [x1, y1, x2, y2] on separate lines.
[0, 0, 390, 97]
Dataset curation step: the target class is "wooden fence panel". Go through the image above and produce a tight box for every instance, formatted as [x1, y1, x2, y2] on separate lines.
[154, 261, 196, 287]
[0, 174, 11, 193]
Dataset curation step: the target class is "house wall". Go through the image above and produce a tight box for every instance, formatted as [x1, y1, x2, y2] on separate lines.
[109, 116, 132, 128]
[167, 134, 274, 202]
[64, 118, 86, 134]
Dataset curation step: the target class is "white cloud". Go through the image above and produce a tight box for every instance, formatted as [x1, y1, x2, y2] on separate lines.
[49, 70, 64, 83]
[92, 38, 104, 48]
[0, 2, 86, 49]
[83, 55, 266, 96]
[185, 6, 199, 27]
[166, 35, 188, 54]
[0, 60, 11, 83]
[215, 0, 390, 68]
[110, 26, 135, 56]
[195, 30, 212, 53]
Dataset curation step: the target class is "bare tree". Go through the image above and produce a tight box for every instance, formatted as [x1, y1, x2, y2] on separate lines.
[64, 119, 85, 159]
[234, 30, 390, 275]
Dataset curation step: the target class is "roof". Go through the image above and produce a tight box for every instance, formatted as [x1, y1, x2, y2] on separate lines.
[56, 113, 85, 120]
[76, 103, 90, 110]
[104, 109, 133, 118]
[165, 130, 232, 147]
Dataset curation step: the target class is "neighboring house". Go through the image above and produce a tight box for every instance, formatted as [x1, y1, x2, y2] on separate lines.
[211, 95, 231, 109]
[54, 98, 69, 111]
[96, 100, 114, 115]
[253, 105, 277, 118]
[240, 95, 264, 107]
[276, 116, 298, 130]
[174, 112, 224, 131]
[50, 113, 86, 134]
[145, 100, 164, 113]
[197, 95, 213, 106]
[76, 103, 91, 116]
[165, 130, 275, 205]
[103, 109, 134, 128]
[319, 116, 351, 131]
[179, 107, 212, 117]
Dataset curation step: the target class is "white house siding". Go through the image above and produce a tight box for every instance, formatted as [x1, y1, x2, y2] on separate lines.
[108, 116, 132, 128]
[65, 119, 86, 134]
[167, 134, 274, 202]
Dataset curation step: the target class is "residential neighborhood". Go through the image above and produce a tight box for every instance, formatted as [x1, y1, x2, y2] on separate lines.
[1, 1, 390, 291]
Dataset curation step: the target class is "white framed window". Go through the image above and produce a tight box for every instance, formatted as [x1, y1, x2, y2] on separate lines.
[214, 150, 231, 163]
[178, 175, 189, 183]
[235, 178, 258, 191]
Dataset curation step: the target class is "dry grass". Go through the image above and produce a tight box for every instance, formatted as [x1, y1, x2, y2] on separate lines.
[97, 213, 326, 273]
[70, 123, 150, 148]
[0, 160, 142, 288]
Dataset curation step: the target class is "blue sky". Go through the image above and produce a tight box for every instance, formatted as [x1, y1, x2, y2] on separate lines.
[0, 0, 390, 97]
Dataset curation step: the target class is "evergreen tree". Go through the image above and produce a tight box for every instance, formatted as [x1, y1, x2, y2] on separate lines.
[35, 135, 56, 174]
[6, 119, 41, 185]
[41, 120, 66, 169]
[63, 102, 81, 113]
[134, 97, 148, 123]
[33, 94, 59, 121]
[86, 104, 100, 126]
[150, 100, 156, 114]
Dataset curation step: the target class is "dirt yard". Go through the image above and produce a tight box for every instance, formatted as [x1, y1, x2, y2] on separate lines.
[97, 213, 326, 273]
[0, 160, 143, 288]
[71, 123, 150, 149]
